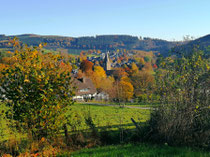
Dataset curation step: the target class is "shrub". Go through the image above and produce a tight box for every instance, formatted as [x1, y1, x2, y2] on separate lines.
[0, 38, 74, 140]
[146, 50, 210, 148]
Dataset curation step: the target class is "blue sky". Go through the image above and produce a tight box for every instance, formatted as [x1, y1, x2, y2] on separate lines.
[0, 0, 209, 41]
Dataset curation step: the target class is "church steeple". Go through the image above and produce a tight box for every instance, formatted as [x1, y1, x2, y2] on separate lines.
[104, 51, 111, 71]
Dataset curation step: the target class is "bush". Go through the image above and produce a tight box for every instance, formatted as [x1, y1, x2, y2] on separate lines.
[146, 51, 210, 148]
[0, 39, 74, 140]
[148, 105, 210, 148]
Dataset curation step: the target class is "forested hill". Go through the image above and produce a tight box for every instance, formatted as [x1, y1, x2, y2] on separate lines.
[172, 34, 210, 57]
[0, 34, 180, 55]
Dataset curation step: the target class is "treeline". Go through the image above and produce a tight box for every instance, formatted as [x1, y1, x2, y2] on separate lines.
[0, 34, 179, 54]
[172, 34, 210, 57]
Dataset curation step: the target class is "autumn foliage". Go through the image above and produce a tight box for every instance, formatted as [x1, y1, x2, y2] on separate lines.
[117, 76, 134, 101]
[80, 59, 94, 76]
[0, 39, 74, 139]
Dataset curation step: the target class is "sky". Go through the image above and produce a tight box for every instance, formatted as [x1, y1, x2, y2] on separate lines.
[0, 0, 210, 41]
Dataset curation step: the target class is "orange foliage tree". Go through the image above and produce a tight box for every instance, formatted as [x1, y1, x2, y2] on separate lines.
[115, 76, 134, 102]
[80, 59, 94, 76]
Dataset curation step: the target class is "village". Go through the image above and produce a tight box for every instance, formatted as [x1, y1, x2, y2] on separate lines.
[71, 50, 156, 103]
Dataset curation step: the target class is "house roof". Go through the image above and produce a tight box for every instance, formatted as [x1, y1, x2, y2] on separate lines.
[73, 77, 97, 96]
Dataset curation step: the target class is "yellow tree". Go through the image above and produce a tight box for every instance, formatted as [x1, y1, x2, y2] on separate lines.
[130, 62, 139, 75]
[0, 39, 74, 139]
[91, 66, 107, 90]
[116, 76, 134, 103]
[94, 66, 106, 78]
[98, 76, 115, 99]
[135, 57, 145, 66]
[79, 51, 87, 61]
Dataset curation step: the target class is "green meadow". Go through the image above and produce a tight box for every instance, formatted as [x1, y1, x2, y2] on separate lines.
[67, 103, 150, 131]
[0, 102, 150, 142]
[61, 143, 210, 157]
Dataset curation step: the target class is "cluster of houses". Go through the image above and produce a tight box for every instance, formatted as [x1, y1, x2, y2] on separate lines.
[88, 51, 136, 69]
[72, 51, 137, 101]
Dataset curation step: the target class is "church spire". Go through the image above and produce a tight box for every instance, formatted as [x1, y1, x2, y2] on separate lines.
[104, 51, 111, 71]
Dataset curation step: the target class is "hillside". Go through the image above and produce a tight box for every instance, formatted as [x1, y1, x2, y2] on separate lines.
[172, 34, 210, 57]
[0, 34, 180, 55]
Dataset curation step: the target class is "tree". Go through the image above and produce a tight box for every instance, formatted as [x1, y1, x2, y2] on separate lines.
[183, 35, 194, 42]
[129, 62, 139, 75]
[99, 76, 115, 96]
[0, 39, 74, 139]
[115, 76, 134, 103]
[94, 66, 106, 79]
[59, 60, 72, 73]
[113, 68, 128, 80]
[79, 51, 87, 61]
[80, 59, 94, 76]
[156, 52, 209, 104]
[148, 50, 210, 147]
[135, 57, 145, 66]
[144, 56, 150, 62]
[91, 66, 107, 90]
[130, 71, 154, 102]
[142, 62, 153, 72]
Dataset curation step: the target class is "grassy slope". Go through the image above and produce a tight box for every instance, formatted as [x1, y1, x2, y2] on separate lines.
[0, 102, 150, 141]
[68, 143, 210, 157]
[67, 103, 150, 131]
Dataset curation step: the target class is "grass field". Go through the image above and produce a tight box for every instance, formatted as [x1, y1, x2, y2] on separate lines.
[0, 102, 150, 142]
[1, 103, 209, 156]
[90, 101, 159, 108]
[67, 103, 150, 132]
[64, 143, 210, 157]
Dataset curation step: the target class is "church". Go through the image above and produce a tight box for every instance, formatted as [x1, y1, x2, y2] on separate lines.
[103, 51, 114, 75]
